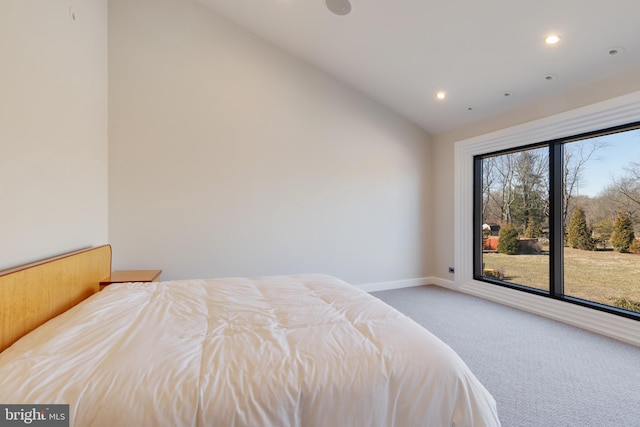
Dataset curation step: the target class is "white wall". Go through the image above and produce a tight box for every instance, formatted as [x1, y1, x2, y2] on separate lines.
[431, 68, 640, 280]
[108, 0, 432, 284]
[0, 0, 109, 270]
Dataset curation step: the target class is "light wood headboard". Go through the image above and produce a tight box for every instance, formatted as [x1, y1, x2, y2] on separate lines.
[0, 245, 112, 353]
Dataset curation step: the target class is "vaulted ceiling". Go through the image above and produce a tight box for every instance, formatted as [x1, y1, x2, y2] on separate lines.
[196, 0, 640, 135]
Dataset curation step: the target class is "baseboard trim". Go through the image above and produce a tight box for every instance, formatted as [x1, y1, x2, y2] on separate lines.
[432, 277, 640, 348]
[356, 277, 431, 293]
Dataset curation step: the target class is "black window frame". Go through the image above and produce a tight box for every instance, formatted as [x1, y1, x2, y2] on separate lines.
[473, 120, 640, 321]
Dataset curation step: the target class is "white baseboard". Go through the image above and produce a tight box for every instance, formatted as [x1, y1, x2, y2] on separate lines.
[432, 277, 640, 348]
[356, 277, 431, 292]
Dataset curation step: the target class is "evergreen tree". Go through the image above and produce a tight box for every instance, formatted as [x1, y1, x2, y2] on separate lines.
[611, 211, 635, 253]
[524, 216, 543, 238]
[567, 206, 595, 250]
[592, 217, 613, 249]
[497, 223, 520, 255]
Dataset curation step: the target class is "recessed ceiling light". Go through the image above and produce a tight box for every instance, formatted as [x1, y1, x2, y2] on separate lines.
[326, 0, 351, 16]
[435, 91, 446, 100]
[544, 35, 561, 45]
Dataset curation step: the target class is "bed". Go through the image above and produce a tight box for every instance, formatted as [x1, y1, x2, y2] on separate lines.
[0, 246, 500, 426]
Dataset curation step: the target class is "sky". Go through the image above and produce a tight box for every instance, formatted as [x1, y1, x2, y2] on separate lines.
[573, 128, 640, 197]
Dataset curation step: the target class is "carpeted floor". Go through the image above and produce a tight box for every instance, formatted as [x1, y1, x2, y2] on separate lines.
[372, 285, 640, 427]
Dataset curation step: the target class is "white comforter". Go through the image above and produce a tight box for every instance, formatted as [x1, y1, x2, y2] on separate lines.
[0, 274, 500, 426]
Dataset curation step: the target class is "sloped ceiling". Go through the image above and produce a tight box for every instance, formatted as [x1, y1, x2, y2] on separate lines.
[196, 0, 640, 134]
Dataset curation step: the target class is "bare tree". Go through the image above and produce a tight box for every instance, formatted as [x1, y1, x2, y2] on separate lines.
[562, 140, 607, 232]
[496, 153, 517, 224]
[482, 149, 548, 232]
[481, 156, 497, 219]
[617, 162, 640, 207]
[615, 176, 640, 208]
[627, 161, 640, 180]
[606, 162, 640, 232]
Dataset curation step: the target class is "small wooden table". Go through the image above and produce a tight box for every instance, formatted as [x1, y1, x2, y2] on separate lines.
[99, 269, 162, 290]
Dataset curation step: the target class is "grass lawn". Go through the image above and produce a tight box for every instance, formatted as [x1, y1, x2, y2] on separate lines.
[483, 247, 640, 311]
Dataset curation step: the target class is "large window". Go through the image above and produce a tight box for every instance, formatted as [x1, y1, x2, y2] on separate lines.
[474, 122, 640, 319]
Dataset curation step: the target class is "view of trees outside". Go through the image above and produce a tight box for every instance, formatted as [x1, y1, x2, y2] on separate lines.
[481, 127, 640, 313]
[481, 146, 550, 291]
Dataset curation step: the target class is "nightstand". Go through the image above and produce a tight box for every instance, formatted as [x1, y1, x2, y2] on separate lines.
[99, 270, 162, 290]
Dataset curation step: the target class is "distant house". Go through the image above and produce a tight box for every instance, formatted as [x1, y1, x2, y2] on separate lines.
[482, 223, 501, 251]
[483, 223, 501, 237]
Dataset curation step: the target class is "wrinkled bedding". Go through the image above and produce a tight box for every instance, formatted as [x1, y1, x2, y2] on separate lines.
[0, 274, 500, 426]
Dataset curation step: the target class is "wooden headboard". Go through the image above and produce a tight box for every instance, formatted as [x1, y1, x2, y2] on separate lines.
[0, 245, 112, 353]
